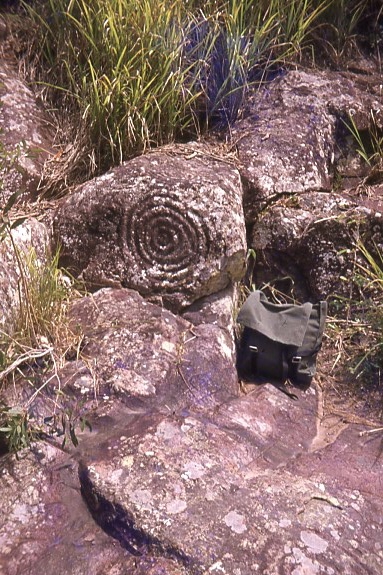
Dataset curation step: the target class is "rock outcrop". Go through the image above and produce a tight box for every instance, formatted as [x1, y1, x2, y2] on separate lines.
[79, 391, 383, 575]
[233, 68, 381, 218]
[53, 146, 246, 310]
[68, 287, 238, 410]
[1, 35, 383, 575]
[250, 190, 383, 299]
[232, 68, 383, 299]
[2, 288, 382, 575]
[0, 56, 54, 203]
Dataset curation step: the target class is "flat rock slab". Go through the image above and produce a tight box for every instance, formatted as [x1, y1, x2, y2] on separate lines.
[0, 442, 189, 575]
[53, 145, 246, 310]
[78, 385, 383, 575]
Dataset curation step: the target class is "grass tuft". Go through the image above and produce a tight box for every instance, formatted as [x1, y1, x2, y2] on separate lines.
[19, 0, 331, 183]
[328, 238, 383, 417]
[0, 144, 84, 453]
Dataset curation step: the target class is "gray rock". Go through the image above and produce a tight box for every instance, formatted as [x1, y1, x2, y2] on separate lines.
[0, 58, 54, 203]
[0, 442, 142, 575]
[233, 68, 382, 222]
[68, 287, 238, 412]
[233, 67, 382, 299]
[2, 285, 382, 575]
[250, 190, 383, 299]
[53, 145, 246, 310]
[78, 385, 383, 575]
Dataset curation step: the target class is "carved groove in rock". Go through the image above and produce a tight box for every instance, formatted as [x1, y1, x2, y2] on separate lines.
[53, 151, 246, 309]
[122, 191, 211, 292]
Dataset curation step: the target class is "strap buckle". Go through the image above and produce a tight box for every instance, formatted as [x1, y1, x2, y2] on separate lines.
[292, 356, 302, 364]
[249, 345, 258, 353]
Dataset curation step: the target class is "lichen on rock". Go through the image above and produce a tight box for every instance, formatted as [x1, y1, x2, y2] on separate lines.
[53, 146, 246, 310]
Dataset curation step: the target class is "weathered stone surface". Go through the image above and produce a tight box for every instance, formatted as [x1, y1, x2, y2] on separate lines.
[250, 190, 383, 299]
[77, 385, 383, 575]
[68, 287, 238, 412]
[2, 287, 382, 575]
[1, 285, 238, 453]
[182, 284, 237, 330]
[1, 285, 239, 574]
[0, 218, 50, 328]
[53, 145, 246, 310]
[0, 441, 184, 575]
[230, 67, 383, 300]
[0, 58, 54, 203]
[233, 68, 382, 221]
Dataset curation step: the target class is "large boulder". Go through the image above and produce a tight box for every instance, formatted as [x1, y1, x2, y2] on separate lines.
[53, 145, 246, 311]
[232, 68, 382, 299]
[1, 286, 239, 437]
[68, 287, 239, 412]
[233, 68, 381, 222]
[250, 190, 383, 300]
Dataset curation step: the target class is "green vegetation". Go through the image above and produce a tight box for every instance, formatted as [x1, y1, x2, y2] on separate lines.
[0, 241, 84, 453]
[10, 0, 377, 187]
[344, 110, 383, 167]
[18, 0, 367, 185]
[328, 239, 383, 411]
[353, 240, 383, 374]
[0, 144, 83, 453]
[0, 241, 83, 453]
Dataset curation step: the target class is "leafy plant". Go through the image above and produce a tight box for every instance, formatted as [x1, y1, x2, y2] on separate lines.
[0, 404, 35, 454]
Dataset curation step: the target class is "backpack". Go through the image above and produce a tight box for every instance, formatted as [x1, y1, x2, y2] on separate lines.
[236, 291, 327, 389]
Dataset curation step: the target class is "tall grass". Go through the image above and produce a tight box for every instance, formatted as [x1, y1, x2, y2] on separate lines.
[0, 145, 84, 452]
[22, 0, 330, 180]
[344, 110, 383, 167]
[331, 239, 383, 395]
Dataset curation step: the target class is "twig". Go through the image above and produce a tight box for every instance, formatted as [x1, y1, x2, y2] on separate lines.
[359, 427, 383, 436]
[177, 364, 198, 398]
[0, 347, 53, 382]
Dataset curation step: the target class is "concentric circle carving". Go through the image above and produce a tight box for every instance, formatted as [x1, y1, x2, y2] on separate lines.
[122, 191, 211, 291]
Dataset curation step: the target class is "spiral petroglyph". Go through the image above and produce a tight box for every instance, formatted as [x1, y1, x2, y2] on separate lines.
[122, 191, 210, 291]
[54, 147, 247, 309]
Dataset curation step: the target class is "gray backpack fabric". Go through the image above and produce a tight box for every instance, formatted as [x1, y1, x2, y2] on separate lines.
[237, 291, 327, 388]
